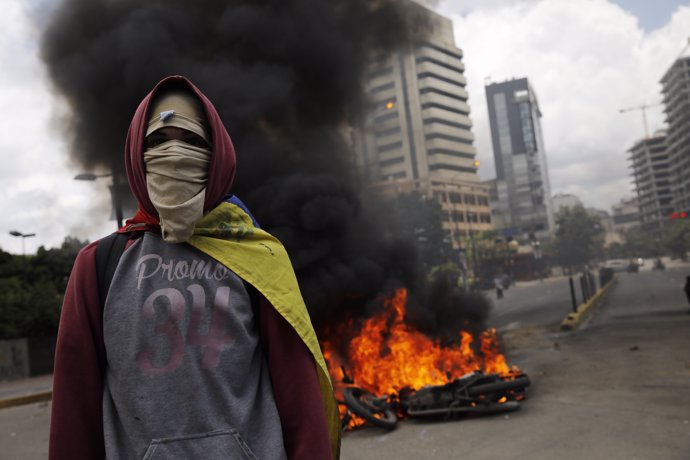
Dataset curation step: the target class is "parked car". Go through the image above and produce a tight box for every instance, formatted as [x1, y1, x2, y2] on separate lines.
[603, 259, 628, 273]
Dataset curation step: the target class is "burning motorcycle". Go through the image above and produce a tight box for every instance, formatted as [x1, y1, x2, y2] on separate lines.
[340, 371, 531, 430]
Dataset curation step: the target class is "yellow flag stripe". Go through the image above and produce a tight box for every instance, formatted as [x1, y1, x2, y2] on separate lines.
[188, 202, 341, 458]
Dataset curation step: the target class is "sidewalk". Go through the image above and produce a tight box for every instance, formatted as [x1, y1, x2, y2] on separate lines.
[0, 374, 52, 409]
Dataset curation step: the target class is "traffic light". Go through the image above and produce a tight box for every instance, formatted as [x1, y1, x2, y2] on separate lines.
[670, 211, 688, 219]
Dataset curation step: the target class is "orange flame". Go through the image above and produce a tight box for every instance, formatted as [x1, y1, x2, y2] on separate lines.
[321, 288, 519, 400]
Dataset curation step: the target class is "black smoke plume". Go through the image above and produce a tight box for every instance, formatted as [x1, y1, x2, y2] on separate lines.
[40, 0, 491, 339]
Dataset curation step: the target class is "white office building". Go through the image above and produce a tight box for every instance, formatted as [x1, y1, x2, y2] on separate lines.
[353, 2, 493, 242]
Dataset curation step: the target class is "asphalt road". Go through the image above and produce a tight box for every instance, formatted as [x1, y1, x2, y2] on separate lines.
[0, 401, 50, 459]
[487, 259, 674, 332]
[2, 263, 689, 459]
[487, 275, 576, 331]
[341, 264, 690, 460]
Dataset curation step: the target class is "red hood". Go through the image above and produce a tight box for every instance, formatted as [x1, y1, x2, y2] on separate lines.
[125, 75, 236, 220]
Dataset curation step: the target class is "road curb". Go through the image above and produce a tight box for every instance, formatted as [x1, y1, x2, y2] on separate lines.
[560, 275, 618, 330]
[0, 391, 52, 410]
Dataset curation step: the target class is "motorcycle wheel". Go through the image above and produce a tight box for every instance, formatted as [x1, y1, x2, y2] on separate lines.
[343, 387, 398, 430]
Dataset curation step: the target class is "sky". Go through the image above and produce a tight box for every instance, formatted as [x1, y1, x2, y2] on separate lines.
[0, 0, 689, 255]
[437, 0, 690, 211]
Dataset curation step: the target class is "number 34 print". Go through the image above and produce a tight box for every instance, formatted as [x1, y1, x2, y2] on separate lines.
[136, 284, 235, 375]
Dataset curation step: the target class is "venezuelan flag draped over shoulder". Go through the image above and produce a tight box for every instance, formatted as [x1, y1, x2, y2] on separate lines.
[188, 200, 341, 457]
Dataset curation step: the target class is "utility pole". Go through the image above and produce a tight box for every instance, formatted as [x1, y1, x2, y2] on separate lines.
[619, 103, 663, 139]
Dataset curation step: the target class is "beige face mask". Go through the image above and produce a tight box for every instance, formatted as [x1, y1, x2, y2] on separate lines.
[144, 89, 211, 243]
[145, 139, 211, 243]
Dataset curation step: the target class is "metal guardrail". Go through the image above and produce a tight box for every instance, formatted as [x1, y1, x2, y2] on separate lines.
[561, 274, 618, 330]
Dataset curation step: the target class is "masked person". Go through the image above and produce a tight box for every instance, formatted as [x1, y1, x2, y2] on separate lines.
[49, 76, 340, 460]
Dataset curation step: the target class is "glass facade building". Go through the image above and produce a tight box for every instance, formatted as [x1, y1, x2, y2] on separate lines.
[485, 78, 554, 240]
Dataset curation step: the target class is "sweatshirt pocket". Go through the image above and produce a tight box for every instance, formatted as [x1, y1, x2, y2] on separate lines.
[142, 428, 259, 460]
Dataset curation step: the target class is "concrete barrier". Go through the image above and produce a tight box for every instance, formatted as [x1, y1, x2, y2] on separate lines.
[561, 275, 618, 330]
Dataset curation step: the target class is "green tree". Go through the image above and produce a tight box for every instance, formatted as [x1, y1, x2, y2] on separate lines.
[0, 237, 87, 339]
[553, 205, 604, 270]
[662, 220, 690, 260]
[622, 227, 658, 258]
[605, 241, 626, 259]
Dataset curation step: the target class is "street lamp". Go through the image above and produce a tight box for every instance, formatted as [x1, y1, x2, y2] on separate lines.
[9, 230, 36, 257]
[74, 172, 123, 228]
[73, 173, 112, 181]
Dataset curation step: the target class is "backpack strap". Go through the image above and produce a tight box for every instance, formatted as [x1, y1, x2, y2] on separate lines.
[243, 280, 260, 320]
[95, 233, 130, 312]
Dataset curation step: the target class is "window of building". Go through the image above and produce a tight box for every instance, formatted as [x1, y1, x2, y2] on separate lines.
[371, 81, 395, 93]
[418, 72, 467, 92]
[374, 110, 399, 123]
[428, 164, 477, 173]
[378, 141, 403, 153]
[514, 89, 529, 101]
[423, 117, 471, 130]
[419, 88, 469, 106]
[415, 57, 464, 78]
[376, 126, 401, 137]
[519, 102, 536, 152]
[464, 194, 477, 205]
[425, 132, 473, 145]
[449, 192, 462, 204]
[417, 42, 463, 61]
[379, 156, 404, 167]
[368, 67, 393, 79]
[427, 148, 474, 160]
[421, 102, 470, 118]
[493, 93, 512, 155]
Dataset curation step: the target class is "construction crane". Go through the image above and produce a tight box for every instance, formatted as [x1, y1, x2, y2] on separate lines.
[623, 38, 690, 139]
[619, 103, 663, 139]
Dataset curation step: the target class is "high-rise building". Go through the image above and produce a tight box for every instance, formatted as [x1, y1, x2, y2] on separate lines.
[485, 78, 554, 241]
[552, 193, 583, 217]
[661, 56, 690, 212]
[611, 197, 641, 234]
[353, 1, 493, 245]
[627, 131, 673, 237]
[587, 207, 621, 248]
